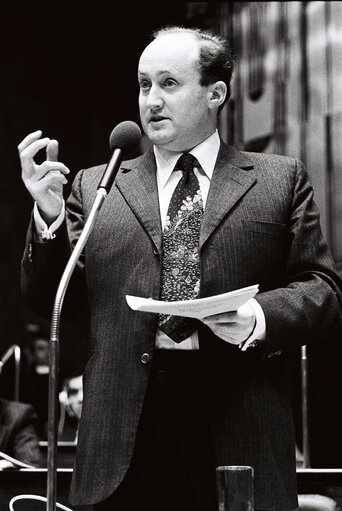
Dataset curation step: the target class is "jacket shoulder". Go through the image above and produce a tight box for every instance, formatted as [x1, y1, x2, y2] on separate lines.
[0, 399, 37, 426]
[236, 150, 306, 184]
[240, 150, 299, 168]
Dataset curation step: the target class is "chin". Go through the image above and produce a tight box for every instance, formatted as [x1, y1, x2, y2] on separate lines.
[148, 132, 173, 147]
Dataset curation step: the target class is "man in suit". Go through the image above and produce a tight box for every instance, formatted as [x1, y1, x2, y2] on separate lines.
[19, 27, 342, 511]
[0, 398, 42, 468]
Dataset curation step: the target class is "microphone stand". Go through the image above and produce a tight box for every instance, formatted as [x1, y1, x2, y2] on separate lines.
[47, 187, 107, 511]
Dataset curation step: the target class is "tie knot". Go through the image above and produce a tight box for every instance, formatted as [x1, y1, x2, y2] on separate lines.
[176, 153, 196, 174]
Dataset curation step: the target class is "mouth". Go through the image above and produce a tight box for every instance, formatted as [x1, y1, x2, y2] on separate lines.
[149, 115, 168, 123]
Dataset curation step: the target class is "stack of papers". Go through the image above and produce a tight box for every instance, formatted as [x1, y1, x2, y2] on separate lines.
[126, 284, 259, 318]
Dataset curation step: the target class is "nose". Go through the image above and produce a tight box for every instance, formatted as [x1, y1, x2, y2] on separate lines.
[145, 84, 163, 110]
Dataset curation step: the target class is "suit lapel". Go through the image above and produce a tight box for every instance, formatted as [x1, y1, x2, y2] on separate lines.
[115, 150, 163, 253]
[200, 143, 256, 249]
[115, 144, 256, 253]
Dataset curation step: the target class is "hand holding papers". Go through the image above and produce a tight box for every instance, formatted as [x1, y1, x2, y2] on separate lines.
[126, 284, 259, 319]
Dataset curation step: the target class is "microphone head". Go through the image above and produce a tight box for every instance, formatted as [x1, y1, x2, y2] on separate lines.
[109, 121, 142, 157]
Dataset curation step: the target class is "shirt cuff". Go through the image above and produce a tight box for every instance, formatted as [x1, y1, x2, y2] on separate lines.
[33, 201, 65, 241]
[239, 298, 266, 351]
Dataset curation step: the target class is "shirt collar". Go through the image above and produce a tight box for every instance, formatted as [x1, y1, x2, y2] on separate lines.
[154, 130, 220, 189]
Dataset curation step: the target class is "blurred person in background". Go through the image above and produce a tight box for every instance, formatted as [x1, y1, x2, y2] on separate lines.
[58, 370, 83, 443]
[0, 362, 42, 469]
[20, 324, 49, 439]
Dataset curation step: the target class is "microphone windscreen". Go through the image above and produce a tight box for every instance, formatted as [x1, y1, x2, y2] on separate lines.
[109, 121, 142, 156]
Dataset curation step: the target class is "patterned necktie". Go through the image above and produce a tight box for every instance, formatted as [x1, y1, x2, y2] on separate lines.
[158, 153, 204, 343]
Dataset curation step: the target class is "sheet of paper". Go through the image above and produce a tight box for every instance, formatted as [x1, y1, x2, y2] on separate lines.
[126, 284, 259, 319]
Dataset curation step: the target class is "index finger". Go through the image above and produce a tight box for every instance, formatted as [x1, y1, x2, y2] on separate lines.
[17, 130, 43, 153]
[47, 139, 59, 162]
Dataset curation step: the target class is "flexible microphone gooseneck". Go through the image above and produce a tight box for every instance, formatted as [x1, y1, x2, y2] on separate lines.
[46, 122, 141, 511]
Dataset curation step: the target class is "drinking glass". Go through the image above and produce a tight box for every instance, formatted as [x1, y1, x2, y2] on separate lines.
[216, 465, 254, 511]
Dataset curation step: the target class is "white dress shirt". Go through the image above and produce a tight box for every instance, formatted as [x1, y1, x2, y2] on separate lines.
[34, 129, 265, 350]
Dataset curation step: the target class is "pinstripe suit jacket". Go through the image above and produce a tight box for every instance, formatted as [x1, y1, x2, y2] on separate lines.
[21, 142, 342, 510]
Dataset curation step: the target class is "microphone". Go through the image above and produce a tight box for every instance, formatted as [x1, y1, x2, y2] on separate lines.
[97, 121, 142, 193]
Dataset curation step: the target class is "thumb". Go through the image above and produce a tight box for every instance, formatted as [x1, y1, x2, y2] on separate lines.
[46, 139, 59, 161]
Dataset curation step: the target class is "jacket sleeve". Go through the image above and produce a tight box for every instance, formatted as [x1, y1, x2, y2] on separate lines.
[21, 170, 87, 318]
[255, 158, 342, 357]
[11, 404, 43, 468]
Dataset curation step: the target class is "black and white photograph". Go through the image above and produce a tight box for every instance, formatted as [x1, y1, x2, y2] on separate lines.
[0, 3, 342, 510]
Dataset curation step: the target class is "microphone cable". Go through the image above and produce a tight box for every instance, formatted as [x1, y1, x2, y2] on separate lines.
[9, 494, 72, 510]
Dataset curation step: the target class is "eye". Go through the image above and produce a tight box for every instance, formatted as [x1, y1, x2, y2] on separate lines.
[163, 78, 177, 88]
[139, 79, 150, 90]
[68, 389, 78, 397]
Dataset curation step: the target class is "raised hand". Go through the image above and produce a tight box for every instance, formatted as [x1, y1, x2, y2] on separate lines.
[18, 130, 70, 224]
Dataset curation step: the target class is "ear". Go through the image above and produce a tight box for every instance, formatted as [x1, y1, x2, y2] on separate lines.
[207, 81, 227, 110]
[59, 390, 69, 407]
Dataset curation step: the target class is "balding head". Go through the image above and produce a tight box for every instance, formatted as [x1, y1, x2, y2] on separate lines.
[152, 26, 234, 102]
[138, 28, 229, 152]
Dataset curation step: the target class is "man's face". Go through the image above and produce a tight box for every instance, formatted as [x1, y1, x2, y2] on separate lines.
[66, 375, 83, 420]
[138, 33, 214, 152]
[32, 338, 49, 366]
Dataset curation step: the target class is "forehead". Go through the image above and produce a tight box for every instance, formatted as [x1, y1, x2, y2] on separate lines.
[138, 33, 201, 76]
[68, 376, 82, 389]
[34, 338, 49, 348]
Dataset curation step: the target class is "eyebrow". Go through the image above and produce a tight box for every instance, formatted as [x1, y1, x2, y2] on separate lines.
[137, 70, 174, 77]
